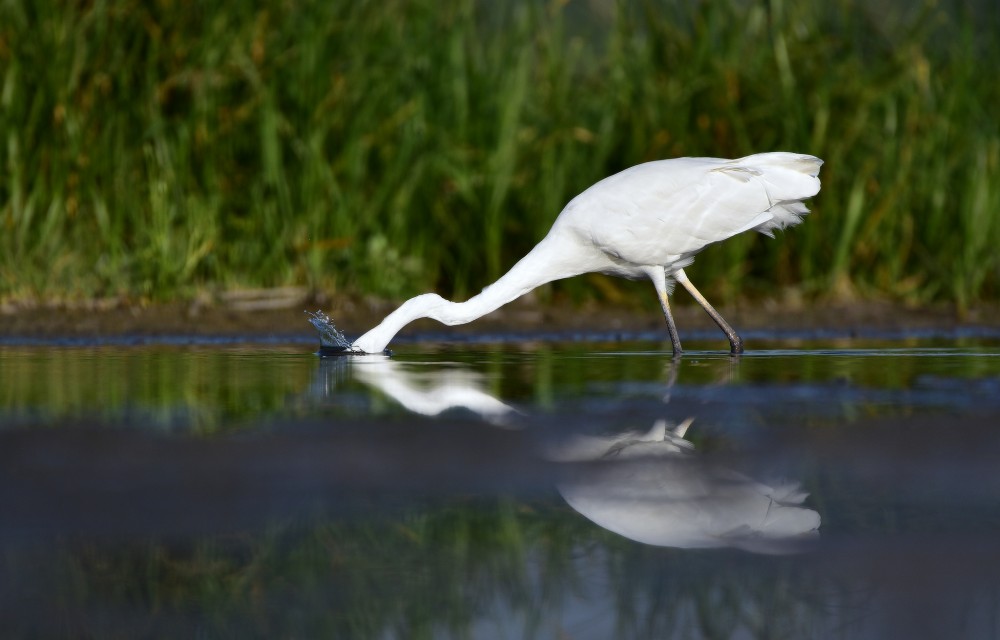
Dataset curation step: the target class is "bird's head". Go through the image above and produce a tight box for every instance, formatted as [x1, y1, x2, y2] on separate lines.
[349, 293, 448, 354]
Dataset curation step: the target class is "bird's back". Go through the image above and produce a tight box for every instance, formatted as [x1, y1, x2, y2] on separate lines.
[553, 153, 822, 273]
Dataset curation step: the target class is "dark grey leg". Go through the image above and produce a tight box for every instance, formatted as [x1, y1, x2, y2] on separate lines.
[646, 267, 683, 355]
[675, 268, 744, 355]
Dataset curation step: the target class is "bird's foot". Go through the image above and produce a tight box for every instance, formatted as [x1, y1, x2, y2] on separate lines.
[729, 336, 744, 355]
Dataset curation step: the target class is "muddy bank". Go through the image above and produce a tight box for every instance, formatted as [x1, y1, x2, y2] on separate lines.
[2, 290, 997, 340]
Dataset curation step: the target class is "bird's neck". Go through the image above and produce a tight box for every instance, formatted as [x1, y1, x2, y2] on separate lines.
[352, 232, 586, 353]
[432, 235, 568, 324]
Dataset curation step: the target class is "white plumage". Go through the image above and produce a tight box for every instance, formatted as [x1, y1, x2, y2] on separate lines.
[350, 152, 822, 355]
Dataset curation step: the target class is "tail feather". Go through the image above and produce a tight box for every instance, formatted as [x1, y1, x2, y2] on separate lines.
[734, 153, 822, 235]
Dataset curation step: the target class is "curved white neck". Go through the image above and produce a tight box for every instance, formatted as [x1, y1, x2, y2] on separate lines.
[351, 233, 584, 353]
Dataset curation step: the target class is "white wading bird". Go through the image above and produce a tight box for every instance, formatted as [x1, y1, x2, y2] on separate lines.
[350, 152, 822, 355]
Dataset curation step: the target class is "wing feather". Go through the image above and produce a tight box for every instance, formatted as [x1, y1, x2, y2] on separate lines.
[557, 153, 822, 269]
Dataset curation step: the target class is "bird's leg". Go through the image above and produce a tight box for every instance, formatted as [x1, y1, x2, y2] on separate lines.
[658, 293, 683, 356]
[646, 267, 683, 355]
[674, 269, 744, 355]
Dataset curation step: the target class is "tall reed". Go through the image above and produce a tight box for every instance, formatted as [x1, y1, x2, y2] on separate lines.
[1, 0, 997, 309]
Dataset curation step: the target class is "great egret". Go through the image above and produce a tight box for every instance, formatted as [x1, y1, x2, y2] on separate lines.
[349, 152, 822, 355]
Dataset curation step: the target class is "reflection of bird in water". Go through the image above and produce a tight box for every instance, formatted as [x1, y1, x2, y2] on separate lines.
[552, 419, 821, 553]
[315, 354, 516, 424]
[345, 153, 821, 355]
[313, 353, 816, 552]
[354, 357, 515, 423]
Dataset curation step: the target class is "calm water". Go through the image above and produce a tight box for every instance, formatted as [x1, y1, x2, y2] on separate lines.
[3, 334, 1000, 638]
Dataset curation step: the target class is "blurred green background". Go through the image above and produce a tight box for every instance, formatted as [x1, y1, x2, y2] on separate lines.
[1, 0, 997, 310]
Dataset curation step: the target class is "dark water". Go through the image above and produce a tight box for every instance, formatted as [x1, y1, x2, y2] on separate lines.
[3, 335, 1000, 639]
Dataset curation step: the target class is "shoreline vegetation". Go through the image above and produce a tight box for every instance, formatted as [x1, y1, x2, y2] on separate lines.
[3, 293, 999, 340]
[2, 0, 999, 314]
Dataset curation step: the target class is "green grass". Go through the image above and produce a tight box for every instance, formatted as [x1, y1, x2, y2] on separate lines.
[1, 0, 998, 310]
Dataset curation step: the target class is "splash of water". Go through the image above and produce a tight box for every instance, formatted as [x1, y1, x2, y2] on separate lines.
[306, 310, 359, 353]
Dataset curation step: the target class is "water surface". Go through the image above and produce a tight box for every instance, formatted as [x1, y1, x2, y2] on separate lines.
[2, 336, 1000, 638]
